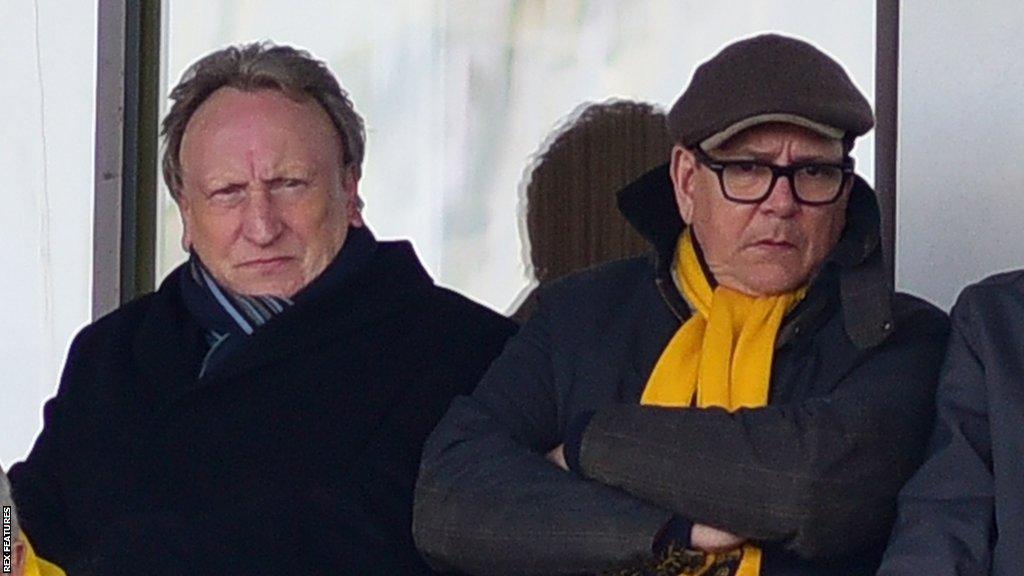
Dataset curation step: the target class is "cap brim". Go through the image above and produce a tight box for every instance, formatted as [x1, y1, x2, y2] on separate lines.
[699, 113, 845, 151]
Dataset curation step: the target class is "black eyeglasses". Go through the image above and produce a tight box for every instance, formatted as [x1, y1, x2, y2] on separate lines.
[693, 147, 854, 206]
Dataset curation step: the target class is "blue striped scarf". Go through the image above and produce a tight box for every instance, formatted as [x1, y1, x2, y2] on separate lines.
[187, 259, 293, 377]
[179, 226, 378, 379]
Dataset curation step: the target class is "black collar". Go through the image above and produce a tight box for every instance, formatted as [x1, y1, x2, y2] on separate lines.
[178, 226, 380, 377]
[133, 237, 435, 407]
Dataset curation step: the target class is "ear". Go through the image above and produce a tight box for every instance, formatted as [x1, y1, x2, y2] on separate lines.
[670, 144, 698, 224]
[343, 165, 364, 228]
[175, 190, 194, 252]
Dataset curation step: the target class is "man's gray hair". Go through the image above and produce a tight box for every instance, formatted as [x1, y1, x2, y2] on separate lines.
[0, 468, 20, 541]
[161, 41, 366, 199]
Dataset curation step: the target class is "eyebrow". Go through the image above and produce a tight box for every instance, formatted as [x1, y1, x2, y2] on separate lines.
[258, 163, 316, 181]
[714, 149, 843, 163]
[201, 175, 247, 192]
[198, 163, 319, 188]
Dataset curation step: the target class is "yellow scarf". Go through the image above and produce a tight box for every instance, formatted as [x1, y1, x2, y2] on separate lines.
[641, 229, 805, 576]
[21, 536, 67, 576]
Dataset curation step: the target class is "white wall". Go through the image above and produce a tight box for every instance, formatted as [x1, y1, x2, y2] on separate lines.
[896, 2, 1024, 310]
[0, 1, 97, 466]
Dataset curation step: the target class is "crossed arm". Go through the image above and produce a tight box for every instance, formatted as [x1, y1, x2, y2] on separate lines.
[413, 295, 949, 575]
[545, 443, 745, 553]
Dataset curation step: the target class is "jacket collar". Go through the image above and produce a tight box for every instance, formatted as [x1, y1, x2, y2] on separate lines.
[180, 226, 379, 339]
[178, 226, 379, 378]
[617, 163, 894, 349]
[132, 239, 436, 405]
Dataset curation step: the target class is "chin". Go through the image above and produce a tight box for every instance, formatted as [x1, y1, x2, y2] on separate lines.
[230, 277, 305, 299]
[745, 268, 810, 296]
[264, 283, 304, 299]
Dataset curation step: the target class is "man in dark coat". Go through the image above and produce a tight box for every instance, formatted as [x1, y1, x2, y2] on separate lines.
[877, 271, 1024, 575]
[9, 42, 515, 575]
[414, 35, 949, 576]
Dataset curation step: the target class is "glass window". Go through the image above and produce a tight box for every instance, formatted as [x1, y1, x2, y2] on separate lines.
[158, 0, 875, 313]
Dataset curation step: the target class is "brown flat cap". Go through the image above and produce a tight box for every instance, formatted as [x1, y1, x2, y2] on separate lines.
[667, 34, 874, 150]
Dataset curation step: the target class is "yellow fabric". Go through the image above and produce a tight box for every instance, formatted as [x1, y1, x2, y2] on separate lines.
[21, 536, 67, 576]
[641, 229, 805, 576]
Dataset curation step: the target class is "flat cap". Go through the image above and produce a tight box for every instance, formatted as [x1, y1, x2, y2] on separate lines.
[667, 34, 874, 150]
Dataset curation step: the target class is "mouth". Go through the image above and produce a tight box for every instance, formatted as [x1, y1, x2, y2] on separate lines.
[750, 239, 798, 251]
[238, 256, 295, 271]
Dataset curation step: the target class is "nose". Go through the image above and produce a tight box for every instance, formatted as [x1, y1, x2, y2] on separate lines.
[759, 173, 800, 217]
[242, 188, 283, 246]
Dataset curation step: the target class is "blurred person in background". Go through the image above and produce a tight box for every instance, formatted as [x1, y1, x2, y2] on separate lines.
[512, 99, 673, 321]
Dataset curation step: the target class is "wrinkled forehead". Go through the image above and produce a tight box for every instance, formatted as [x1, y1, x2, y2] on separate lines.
[179, 87, 343, 176]
[710, 121, 844, 159]
[187, 87, 335, 138]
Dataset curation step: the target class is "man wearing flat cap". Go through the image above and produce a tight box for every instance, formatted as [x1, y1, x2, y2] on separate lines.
[9, 42, 515, 574]
[414, 34, 948, 575]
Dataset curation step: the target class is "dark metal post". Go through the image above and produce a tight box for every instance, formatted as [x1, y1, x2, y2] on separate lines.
[875, 0, 900, 284]
[120, 0, 161, 302]
[93, 0, 126, 318]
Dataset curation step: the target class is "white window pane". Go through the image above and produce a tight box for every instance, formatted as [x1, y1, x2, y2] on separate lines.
[158, 0, 874, 312]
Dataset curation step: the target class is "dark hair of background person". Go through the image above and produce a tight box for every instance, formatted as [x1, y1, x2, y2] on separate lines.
[512, 99, 673, 321]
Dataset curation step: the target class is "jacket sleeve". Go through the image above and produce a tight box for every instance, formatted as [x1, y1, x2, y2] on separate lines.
[876, 292, 993, 576]
[8, 329, 93, 571]
[413, 297, 673, 576]
[573, 303, 949, 560]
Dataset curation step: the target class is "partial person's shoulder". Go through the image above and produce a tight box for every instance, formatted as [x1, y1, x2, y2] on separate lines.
[892, 291, 948, 323]
[527, 254, 658, 330]
[948, 269, 1024, 336]
[889, 291, 949, 346]
[540, 253, 654, 304]
[957, 269, 1024, 306]
[429, 285, 518, 338]
[71, 291, 161, 351]
[67, 265, 189, 361]
[370, 238, 516, 340]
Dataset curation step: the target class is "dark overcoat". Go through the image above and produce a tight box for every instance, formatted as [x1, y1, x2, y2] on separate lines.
[414, 170, 950, 576]
[10, 240, 516, 575]
[879, 271, 1024, 576]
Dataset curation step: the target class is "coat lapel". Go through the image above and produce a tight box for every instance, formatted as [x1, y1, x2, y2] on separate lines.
[151, 241, 435, 459]
[140, 241, 438, 478]
[132, 271, 208, 406]
[203, 241, 433, 386]
[621, 275, 683, 403]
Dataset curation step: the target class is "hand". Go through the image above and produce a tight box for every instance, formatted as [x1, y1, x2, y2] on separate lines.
[545, 444, 568, 471]
[690, 523, 745, 553]
[11, 539, 25, 576]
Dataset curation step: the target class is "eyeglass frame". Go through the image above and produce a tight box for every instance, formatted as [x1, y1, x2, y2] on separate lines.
[691, 147, 855, 206]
